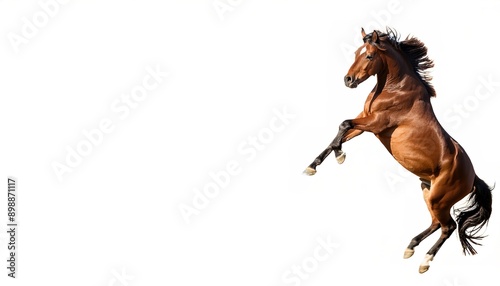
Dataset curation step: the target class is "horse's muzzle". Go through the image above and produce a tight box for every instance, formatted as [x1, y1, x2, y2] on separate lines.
[344, 75, 358, 88]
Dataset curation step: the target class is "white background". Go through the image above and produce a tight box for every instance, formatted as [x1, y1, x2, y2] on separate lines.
[1, 1, 499, 285]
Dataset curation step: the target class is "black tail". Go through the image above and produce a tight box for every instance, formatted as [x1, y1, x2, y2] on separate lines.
[455, 175, 493, 255]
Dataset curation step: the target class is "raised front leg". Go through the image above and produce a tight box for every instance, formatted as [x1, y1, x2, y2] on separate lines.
[303, 112, 389, 175]
[303, 120, 356, 175]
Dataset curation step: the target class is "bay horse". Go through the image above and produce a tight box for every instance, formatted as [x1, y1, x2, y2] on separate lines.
[304, 28, 493, 273]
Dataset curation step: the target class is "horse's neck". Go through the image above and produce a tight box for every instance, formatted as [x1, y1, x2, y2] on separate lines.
[378, 52, 429, 99]
[385, 53, 414, 84]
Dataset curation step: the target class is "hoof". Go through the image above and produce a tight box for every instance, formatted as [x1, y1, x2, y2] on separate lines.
[418, 254, 434, 274]
[303, 167, 317, 176]
[336, 151, 346, 164]
[419, 265, 430, 274]
[403, 248, 415, 259]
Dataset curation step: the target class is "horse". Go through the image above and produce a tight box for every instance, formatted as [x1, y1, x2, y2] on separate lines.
[303, 28, 493, 273]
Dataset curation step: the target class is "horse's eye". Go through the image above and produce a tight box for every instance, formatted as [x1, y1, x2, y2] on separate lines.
[366, 54, 373, 60]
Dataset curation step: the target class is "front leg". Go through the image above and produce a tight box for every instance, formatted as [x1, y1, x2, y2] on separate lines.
[303, 120, 355, 175]
[304, 113, 388, 175]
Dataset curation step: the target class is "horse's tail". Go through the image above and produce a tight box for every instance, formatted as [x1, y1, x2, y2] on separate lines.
[455, 175, 493, 255]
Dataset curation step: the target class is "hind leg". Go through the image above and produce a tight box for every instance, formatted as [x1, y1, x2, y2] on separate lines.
[418, 210, 456, 273]
[404, 180, 441, 259]
[418, 182, 459, 273]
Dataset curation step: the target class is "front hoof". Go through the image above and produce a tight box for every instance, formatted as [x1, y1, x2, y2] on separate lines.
[403, 248, 415, 259]
[303, 167, 317, 176]
[336, 151, 346, 164]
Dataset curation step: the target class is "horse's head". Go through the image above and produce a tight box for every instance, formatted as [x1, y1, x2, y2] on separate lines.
[344, 28, 387, 88]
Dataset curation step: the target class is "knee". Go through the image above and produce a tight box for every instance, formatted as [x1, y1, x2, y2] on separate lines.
[339, 120, 352, 131]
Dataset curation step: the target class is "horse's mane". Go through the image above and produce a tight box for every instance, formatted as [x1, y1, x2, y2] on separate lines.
[364, 28, 436, 97]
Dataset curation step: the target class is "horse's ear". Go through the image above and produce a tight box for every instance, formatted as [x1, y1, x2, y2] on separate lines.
[371, 30, 387, 51]
[371, 30, 379, 44]
[361, 28, 366, 38]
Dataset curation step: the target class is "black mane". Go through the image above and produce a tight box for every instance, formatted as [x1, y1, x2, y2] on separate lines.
[364, 28, 436, 97]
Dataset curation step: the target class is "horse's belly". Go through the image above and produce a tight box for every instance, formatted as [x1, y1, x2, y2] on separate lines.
[376, 128, 436, 178]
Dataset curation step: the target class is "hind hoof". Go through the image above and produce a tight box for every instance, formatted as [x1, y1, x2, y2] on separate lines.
[403, 248, 415, 259]
[336, 151, 346, 164]
[418, 254, 433, 274]
[419, 265, 430, 274]
[303, 167, 316, 176]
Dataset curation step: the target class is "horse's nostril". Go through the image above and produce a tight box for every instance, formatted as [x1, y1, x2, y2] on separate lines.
[345, 75, 352, 83]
